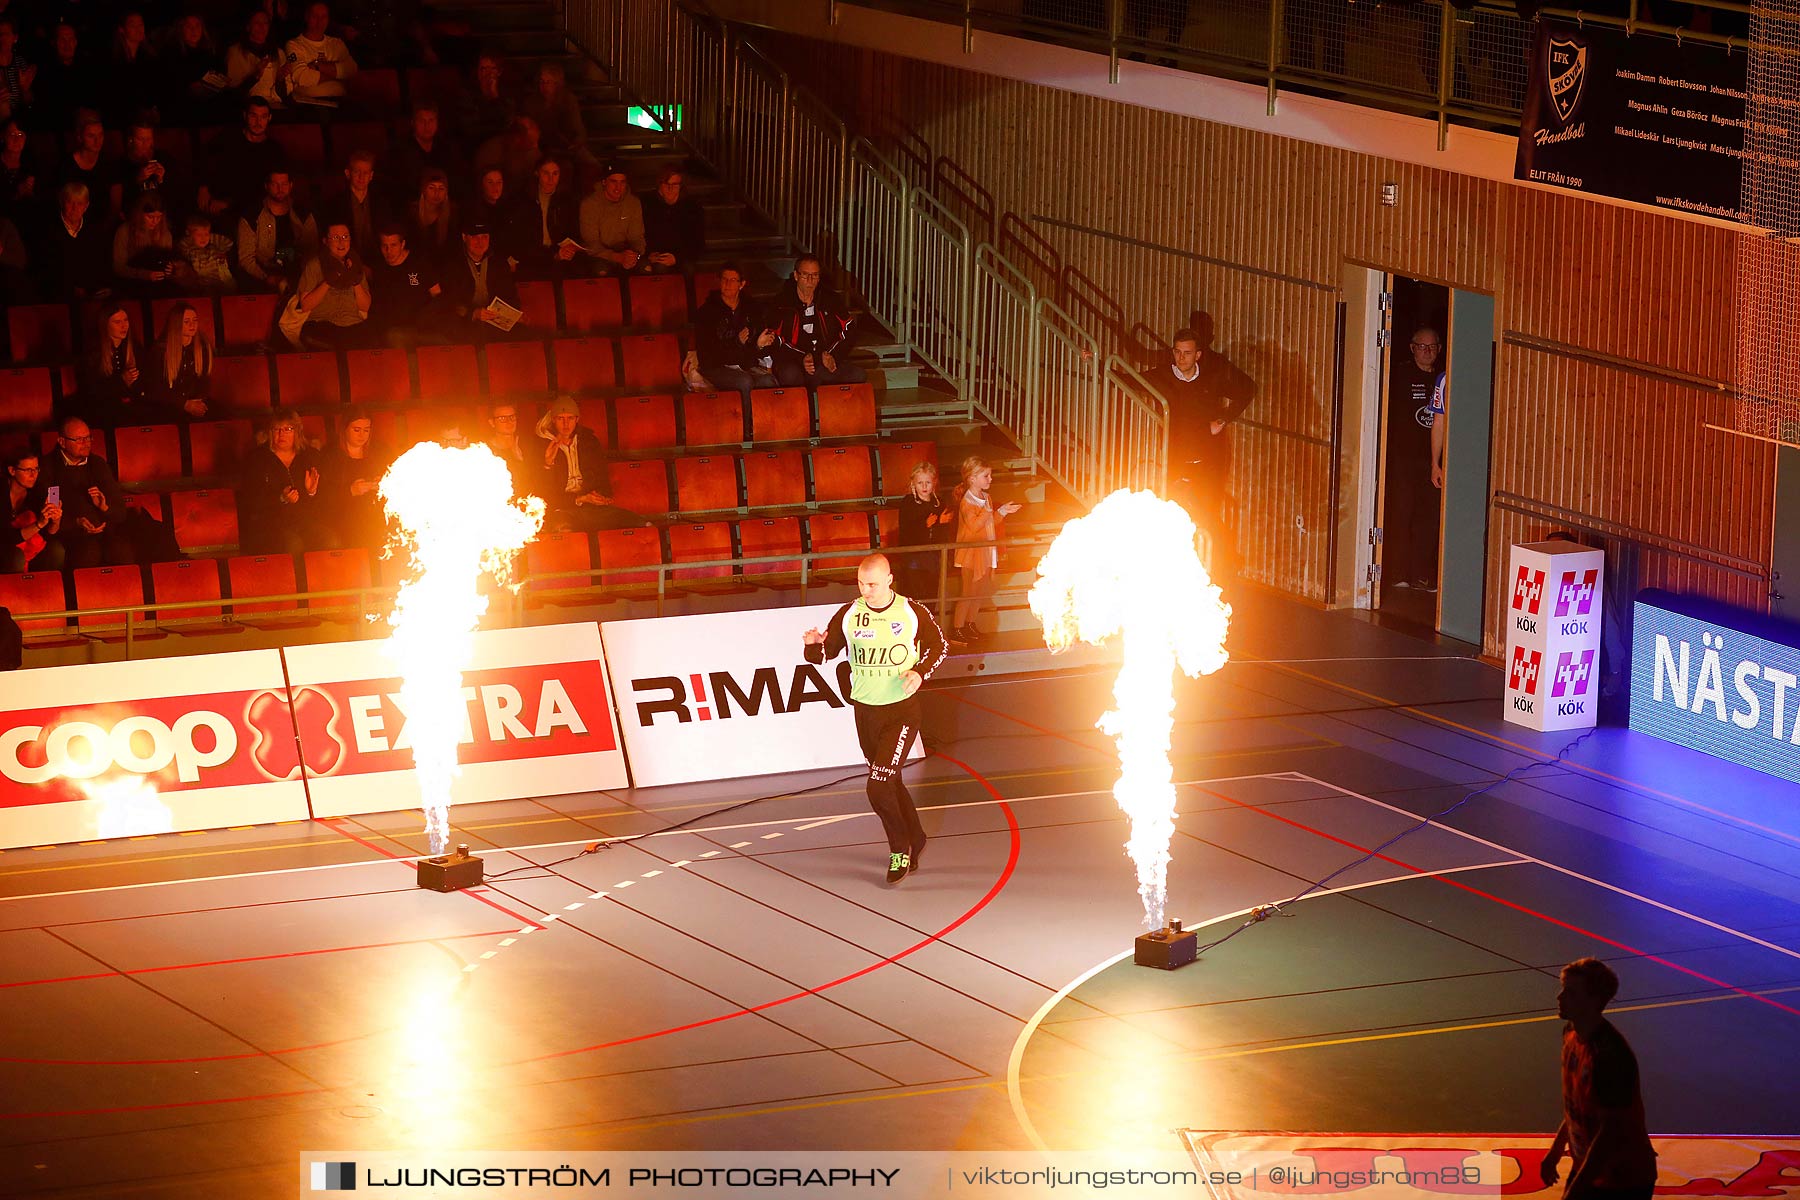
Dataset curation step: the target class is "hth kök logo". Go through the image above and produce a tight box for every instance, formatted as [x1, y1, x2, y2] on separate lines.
[1551, 649, 1596, 699]
[1511, 567, 1546, 615]
[1509, 647, 1543, 695]
[1554, 569, 1600, 618]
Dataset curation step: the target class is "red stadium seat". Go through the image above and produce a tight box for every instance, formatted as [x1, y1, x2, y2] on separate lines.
[552, 337, 618, 394]
[613, 394, 677, 450]
[667, 521, 735, 579]
[674, 454, 740, 514]
[416, 344, 479, 402]
[692, 271, 720, 303]
[114, 425, 184, 486]
[484, 340, 549, 396]
[0, 368, 55, 427]
[227, 553, 316, 626]
[808, 512, 875, 570]
[620, 334, 682, 393]
[749, 387, 811, 442]
[628, 274, 689, 331]
[517, 280, 558, 331]
[369, 407, 402, 449]
[572, 395, 609, 440]
[188, 419, 252, 479]
[169, 488, 239, 552]
[345, 348, 413, 406]
[269, 124, 326, 174]
[738, 517, 803, 575]
[347, 67, 403, 111]
[816, 382, 877, 438]
[72, 565, 159, 639]
[123, 492, 164, 522]
[302, 547, 375, 616]
[276, 352, 343, 409]
[151, 558, 227, 626]
[744, 449, 806, 509]
[0, 571, 79, 643]
[560, 277, 625, 332]
[809, 445, 875, 504]
[327, 119, 391, 165]
[8, 304, 75, 363]
[525, 532, 594, 604]
[877, 440, 938, 496]
[595, 527, 664, 586]
[680, 391, 744, 447]
[875, 506, 899, 549]
[608, 459, 672, 517]
[219, 294, 280, 349]
[148, 297, 218, 345]
[212, 355, 273, 415]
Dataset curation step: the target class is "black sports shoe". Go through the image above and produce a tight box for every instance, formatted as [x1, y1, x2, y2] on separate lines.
[909, 834, 927, 871]
[886, 851, 911, 884]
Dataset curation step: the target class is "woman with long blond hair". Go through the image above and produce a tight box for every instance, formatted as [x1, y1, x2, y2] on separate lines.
[407, 168, 455, 267]
[112, 193, 178, 294]
[156, 302, 214, 420]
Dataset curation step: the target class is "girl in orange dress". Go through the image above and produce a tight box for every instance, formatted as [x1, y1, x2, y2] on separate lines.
[950, 455, 1020, 643]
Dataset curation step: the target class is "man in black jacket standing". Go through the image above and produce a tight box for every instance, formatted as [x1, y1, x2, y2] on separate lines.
[1145, 324, 1254, 571]
[769, 255, 865, 388]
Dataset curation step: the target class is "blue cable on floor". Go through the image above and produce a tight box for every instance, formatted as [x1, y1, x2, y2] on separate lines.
[1193, 726, 1600, 956]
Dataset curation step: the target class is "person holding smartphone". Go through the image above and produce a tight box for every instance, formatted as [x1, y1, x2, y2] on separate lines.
[5, 450, 65, 573]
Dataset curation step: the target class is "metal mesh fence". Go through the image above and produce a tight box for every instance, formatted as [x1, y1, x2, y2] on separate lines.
[1279, 0, 1439, 99]
[1450, 7, 1532, 115]
[1735, 0, 1800, 441]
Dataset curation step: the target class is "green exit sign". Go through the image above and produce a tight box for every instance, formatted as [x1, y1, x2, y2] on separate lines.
[627, 105, 682, 131]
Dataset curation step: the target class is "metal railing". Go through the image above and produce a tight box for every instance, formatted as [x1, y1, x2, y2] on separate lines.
[563, 0, 1170, 507]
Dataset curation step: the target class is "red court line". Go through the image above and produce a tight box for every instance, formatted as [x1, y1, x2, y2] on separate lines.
[0, 752, 1023, 1114]
[509, 749, 1022, 1064]
[0, 928, 514, 992]
[944, 691, 1105, 750]
[319, 817, 546, 930]
[1188, 783, 1800, 1021]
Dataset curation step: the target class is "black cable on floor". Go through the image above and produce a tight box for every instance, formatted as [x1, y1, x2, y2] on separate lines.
[1191, 727, 1600, 957]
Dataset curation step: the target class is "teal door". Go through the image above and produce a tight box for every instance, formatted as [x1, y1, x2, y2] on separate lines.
[1438, 290, 1495, 644]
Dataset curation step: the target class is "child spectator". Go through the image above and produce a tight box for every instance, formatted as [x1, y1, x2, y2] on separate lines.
[175, 212, 236, 290]
[895, 460, 952, 603]
[155, 301, 213, 419]
[949, 455, 1020, 644]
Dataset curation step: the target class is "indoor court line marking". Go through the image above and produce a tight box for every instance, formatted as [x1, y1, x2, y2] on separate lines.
[0, 772, 1300, 906]
[1296, 771, 1800, 967]
[1245, 656, 1800, 849]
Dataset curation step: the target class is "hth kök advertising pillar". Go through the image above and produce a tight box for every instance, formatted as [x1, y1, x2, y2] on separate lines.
[1503, 540, 1604, 732]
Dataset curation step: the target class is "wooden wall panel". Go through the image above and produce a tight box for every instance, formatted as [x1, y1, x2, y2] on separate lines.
[763, 34, 1773, 653]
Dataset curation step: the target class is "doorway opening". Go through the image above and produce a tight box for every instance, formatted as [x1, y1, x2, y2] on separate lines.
[1376, 275, 1450, 628]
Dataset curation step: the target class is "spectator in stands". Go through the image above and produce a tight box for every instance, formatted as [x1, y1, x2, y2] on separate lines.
[457, 53, 513, 147]
[770, 254, 865, 387]
[155, 300, 212, 418]
[315, 405, 387, 547]
[239, 406, 333, 555]
[0, 118, 35, 215]
[1146, 323, 1253, 571]
[392, 101, 462, 200]
[224, 10, 288, 110]
[0, 18, 32, 125]
[0, 208, 27, 298]
[322, 148, 390, 261]
[404, 167, 454, 267]
[54, 109, 110, 214]
[4, 449, 64, 573]
[199, 97, 287, 223]
[580, 162, 643, 274]
[484, 401, 529, 478]
[948, 455, 1018, 644]
[109, 116, 186, 219]
[474, 114, 540, 194]
[104, 12, 157, 127]
[894, 460, 951, 603]
[173, 211, 235, 291]
[42, 416, 134, 567]
[518, 154, 581, 277]
[286, 220, 369, 348]
[535, 394, 641, 532]
[160, 13, 223, 125]
[111, 193, 178, 294]
[81, 300, 149, 422]
[284, 1, 356, 108]
[695, 263, 776, 402]
[470, 165, 532, 269]
[642, 166, 704, 273]
[437, 220, 521, 341]
[34, 180, 108, 299]
[237, 166, 317, 293]
[521, 62, 591, 167]
[368, 223, 441, 347]
[29, 22, 93, 133]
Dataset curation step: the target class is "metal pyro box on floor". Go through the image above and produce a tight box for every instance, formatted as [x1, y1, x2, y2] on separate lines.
[417, 845, 485, 892]
[1134, 921, 1198, 970]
